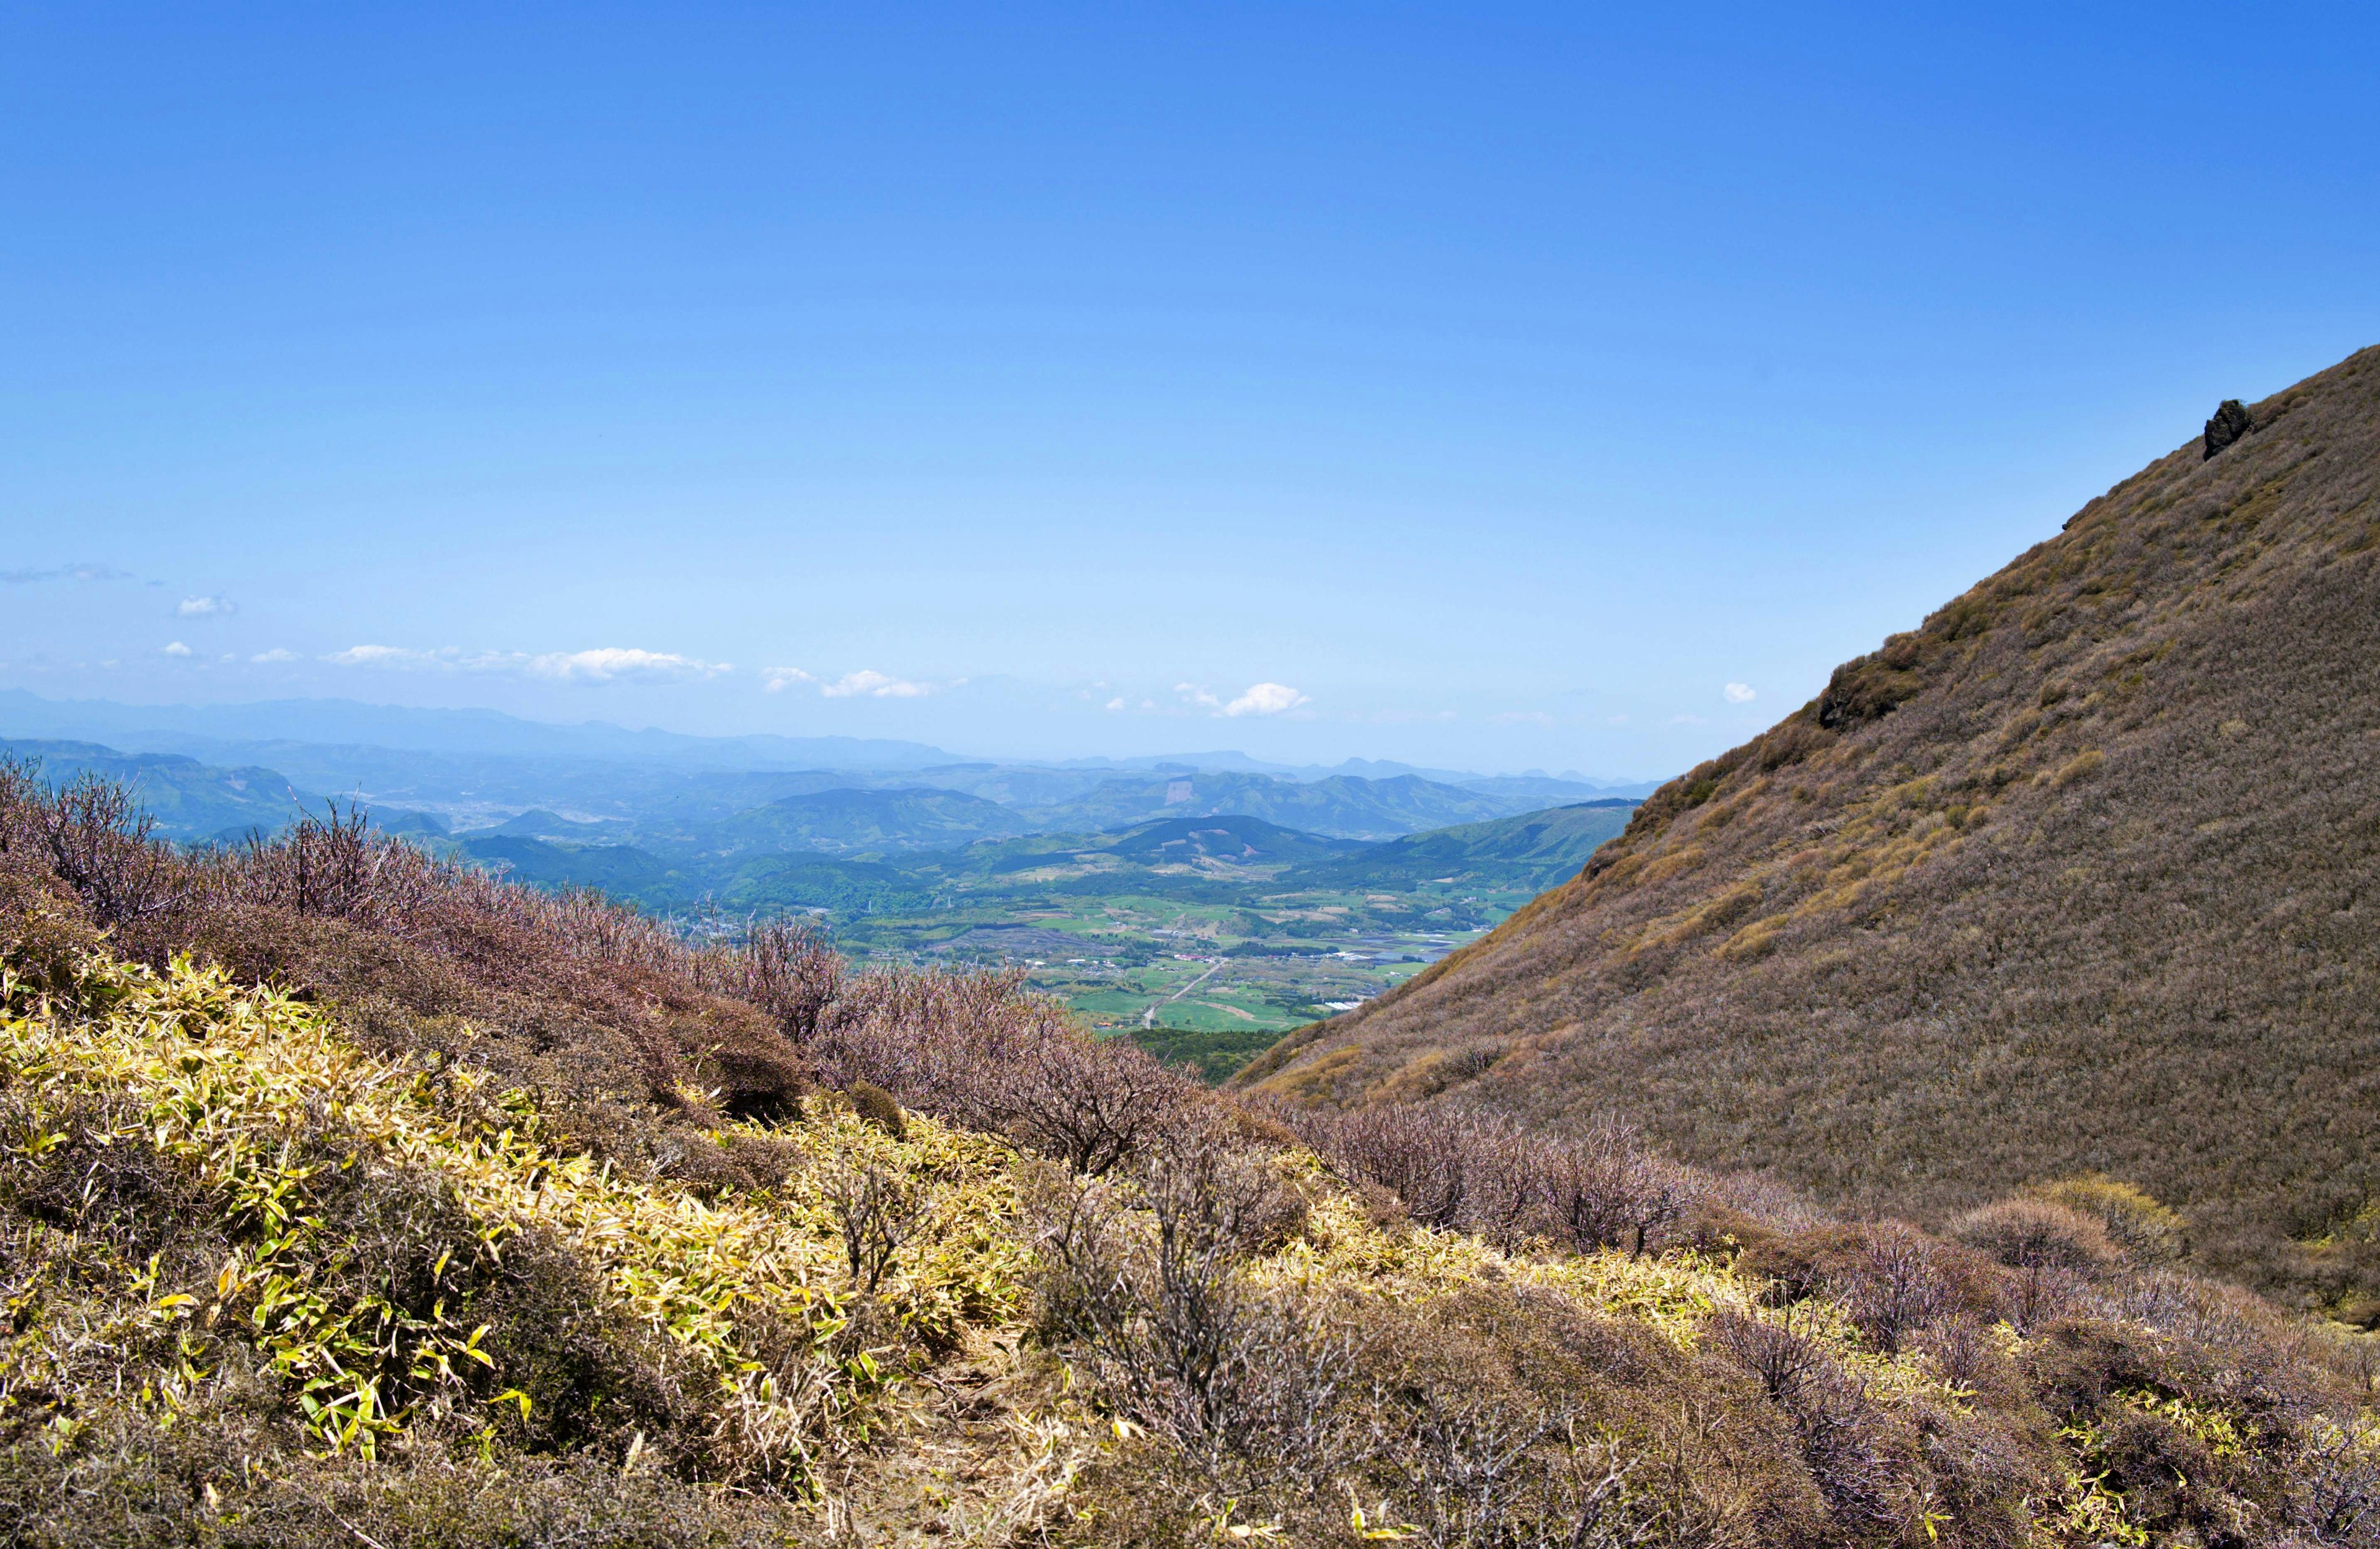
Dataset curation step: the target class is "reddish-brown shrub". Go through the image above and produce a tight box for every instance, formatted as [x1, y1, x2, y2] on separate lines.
[1948, 1196, 2122, 1271]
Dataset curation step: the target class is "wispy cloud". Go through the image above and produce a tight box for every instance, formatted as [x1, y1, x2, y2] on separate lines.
[821, 669, 932, 699]
[251, 648, 299, 664]
[1223, 682, 1308, 717]
[160, 641, 193, 658]
[177, 595, 237, 617]
[323, 644, 728, 683]
[1723, 682, 1757, 703]
[2, 563, 131, 585]
[1489, 710, 1554, 726]
[526, 647, 729, 683]
[328, 644, 446, 668]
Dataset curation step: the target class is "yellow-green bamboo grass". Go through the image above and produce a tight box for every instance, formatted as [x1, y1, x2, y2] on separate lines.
[0, 954, 1029, 1487]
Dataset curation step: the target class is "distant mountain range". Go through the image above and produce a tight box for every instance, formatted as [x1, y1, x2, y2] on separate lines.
[0, 727, 1643, 861]
[0, 690, 1661, 797]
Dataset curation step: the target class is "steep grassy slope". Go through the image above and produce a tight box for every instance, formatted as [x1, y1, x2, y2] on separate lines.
[1243, 346, 2380, 1310]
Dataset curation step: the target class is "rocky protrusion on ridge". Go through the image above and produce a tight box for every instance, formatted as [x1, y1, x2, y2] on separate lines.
[2203, 397, 2253, 458]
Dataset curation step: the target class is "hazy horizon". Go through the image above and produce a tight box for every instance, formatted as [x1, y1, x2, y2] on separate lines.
[0, 685, 1661, 783]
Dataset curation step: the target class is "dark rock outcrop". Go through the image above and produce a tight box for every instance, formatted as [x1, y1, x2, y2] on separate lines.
[2203, 398, 2253, 459]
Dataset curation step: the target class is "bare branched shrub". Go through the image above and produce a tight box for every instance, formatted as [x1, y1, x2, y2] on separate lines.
[1404, 1398, 1645, 1549]
[1003, 1030, 1179, 1177]
[1706, 1308, 1831, 1411]
[822, 1162, 927, 1292]
[818, 967, 1189, 1175]
[1706, 1307, 1909, 1532]
[1841, 1227, 1955, 1355]
[1540, 1120, 1690, 1259]
[1294, 1104, 1476, 1230]
[699, 917, 842, 1044]
[1285, 1103, 1703, 1258]
[1032, 1136, 1360, 1497]
[1, 764, 185, 928]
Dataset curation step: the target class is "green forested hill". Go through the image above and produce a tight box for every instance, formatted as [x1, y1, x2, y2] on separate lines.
[1284, 799, 1636, 890]
[0, 737, 320, 840]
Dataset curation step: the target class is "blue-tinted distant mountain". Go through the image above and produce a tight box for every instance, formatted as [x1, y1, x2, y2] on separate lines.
[686, 787, 1035, 858]
[1452, 773, 1662, 804]
[453, 835, 682, 895]
[456, 809, 633, 841]
[0, 690, 957, 771]
[1039, 748, 1659, 792]
[1284, 800, 1639, 891]
[1016, 771, 1541, 841]
[0, 737, 321, 841]
[1102, 814, 1367, 867]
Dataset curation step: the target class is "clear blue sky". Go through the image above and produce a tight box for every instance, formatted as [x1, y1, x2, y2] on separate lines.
[4, 3, 2376, 776]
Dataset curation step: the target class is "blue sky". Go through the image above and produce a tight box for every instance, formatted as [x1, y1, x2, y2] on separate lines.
[4, 4, 2376, 776]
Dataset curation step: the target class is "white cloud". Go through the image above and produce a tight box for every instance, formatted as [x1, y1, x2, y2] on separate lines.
[251, 647, 299, 664]
[1223, 682, 1308, 717]
[821, 669, 931, 699]
[1105, 696, 1127, 711]
[177, 595, 237, 617]
[1724, 682, 1757, 704]
[762, 666, 816, 694]
[526, 647, 729, 684]
[1175, 682, 1222, 711]
[160, 641, 193, 657]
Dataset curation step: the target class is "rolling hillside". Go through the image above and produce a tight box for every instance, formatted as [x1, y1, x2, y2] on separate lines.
[0, 737, 320, 841]
[1016, 770, 1528, 840]
[1243, 345, 2380, 1309]
[684, 786, 1034, 856]
[1284, 799, 1637, 890]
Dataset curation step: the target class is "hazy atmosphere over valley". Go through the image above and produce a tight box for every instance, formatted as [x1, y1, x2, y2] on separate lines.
[6, 7, 2380, 1548]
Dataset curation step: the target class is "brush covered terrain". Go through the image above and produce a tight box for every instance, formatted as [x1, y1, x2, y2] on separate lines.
[1, 767, 2377, 1547]
[1242, 345, 2380, 1315]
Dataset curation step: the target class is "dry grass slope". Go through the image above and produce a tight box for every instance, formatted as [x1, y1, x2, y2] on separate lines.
[1241, 344, 2380, 1313]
